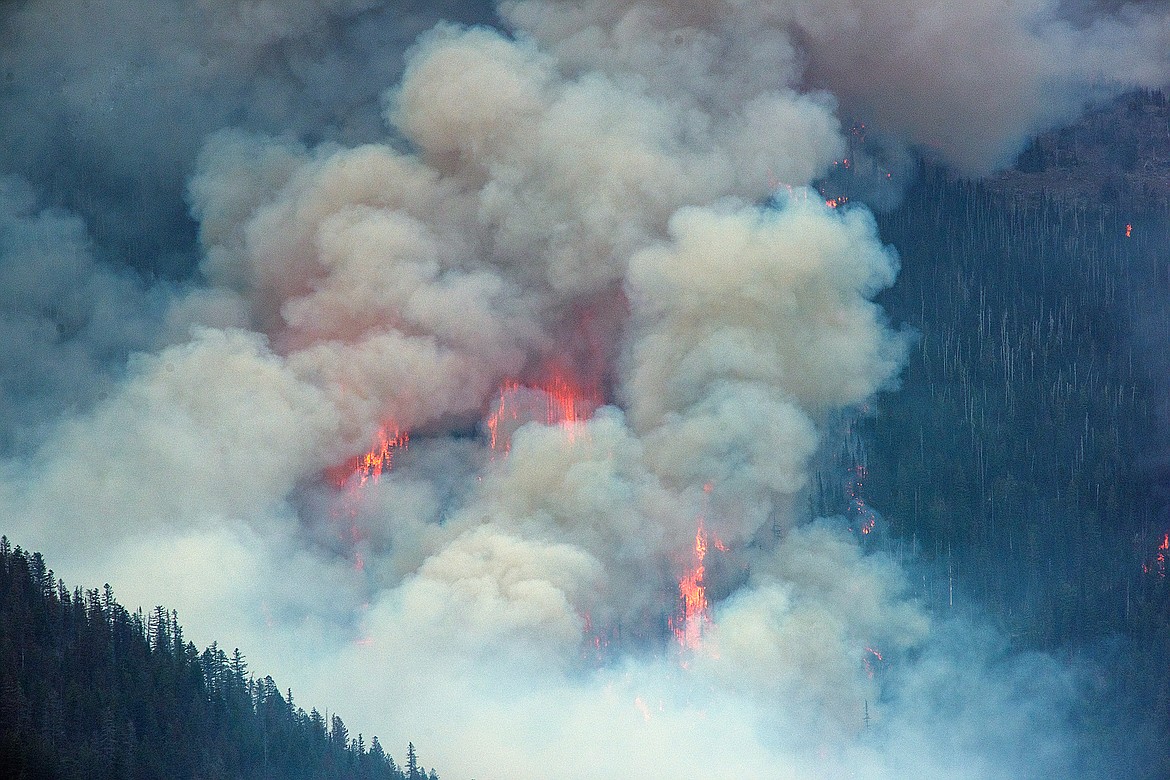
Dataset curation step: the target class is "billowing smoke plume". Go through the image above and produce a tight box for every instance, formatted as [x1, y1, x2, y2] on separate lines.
[500, 0, 1170, 174]
[2, 0, 1167, 778]
[0, 0, 496, 274]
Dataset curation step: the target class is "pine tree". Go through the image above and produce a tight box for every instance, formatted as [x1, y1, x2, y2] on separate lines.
[407, 742, 420, 780]
[0, 542, 430, 780]
[331, 714, 349, 749]
[229, 647, 247, 687]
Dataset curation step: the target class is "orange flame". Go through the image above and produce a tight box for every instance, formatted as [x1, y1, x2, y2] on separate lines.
[671, 521, 711, 651]
[634, 696, 652, 722]
[323, 424, 409, 571]
[846, 463, 879, 536]
[1142, 531, 1168, 578]
[485, 373, 601, 454]
[355, 426, 409, 486]
[326, 424, 409, 489]
[1155, 533, 1168, 578]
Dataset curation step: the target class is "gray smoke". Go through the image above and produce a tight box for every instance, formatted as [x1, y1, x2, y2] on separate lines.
[1, 1, 1166, 777]
[0, 0, 496, 274]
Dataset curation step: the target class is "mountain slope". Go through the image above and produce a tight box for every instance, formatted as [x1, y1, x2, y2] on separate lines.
[0, 537, 437, 780]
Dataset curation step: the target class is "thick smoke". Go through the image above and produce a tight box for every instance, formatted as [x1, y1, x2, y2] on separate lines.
[0, 175, 170, 453]
[2, 0, 1167, 778]
[0, 0, 496, 275]
[502, 0, 1170, 174]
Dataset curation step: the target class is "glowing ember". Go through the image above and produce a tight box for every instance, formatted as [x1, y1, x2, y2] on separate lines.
[581, 612, 616, 662]
[1144, 532, 1169, 578]
[846, 464, 880, 537]
[670, 521, 711, 651]
[863, 646, 885, 679]
[485, 373, 601, 454]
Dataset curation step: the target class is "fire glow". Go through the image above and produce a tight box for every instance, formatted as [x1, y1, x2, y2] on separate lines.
[322, 426, 409, 571]
[1144, 532, 1169, 578]
[355, 426, 409, 487]
[847, 464, 878, 537]
[333, 371, 604, 489]
[485, 373, 602, 454]
[670, 520, 711, 651]
[334, 371, 599, 491]
[327, 425, 410, 491]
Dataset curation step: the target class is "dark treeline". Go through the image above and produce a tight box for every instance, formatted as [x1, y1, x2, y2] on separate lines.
[870, 164, 1170, 639]
[825, 138, 1170, 745]
[0, 538, 438, 780]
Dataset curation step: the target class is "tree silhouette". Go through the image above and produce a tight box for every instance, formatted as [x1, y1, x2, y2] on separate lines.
[0, 537, 427, 780]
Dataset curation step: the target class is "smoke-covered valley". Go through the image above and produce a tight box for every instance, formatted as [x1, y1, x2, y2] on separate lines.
[2, 1, 1169, 777]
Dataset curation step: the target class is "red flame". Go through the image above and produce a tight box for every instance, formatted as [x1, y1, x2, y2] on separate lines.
[323, 424, 409, 571]
[581, 611, 621, 662]
[485, 372, 601, 455]
[326, 425, 409, 489]
[846, 463, 879, 536]
[670, 521, 711, 651]
[1145, 532, 1169, 578]
[355, 426, 409, 486]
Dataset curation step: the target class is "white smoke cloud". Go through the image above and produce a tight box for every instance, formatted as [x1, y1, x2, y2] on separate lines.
[1, 0, 1166, 778]
[392, 23, 844, 292]
[622, 201, 906, 524]
[5, 328, 339, 558]
[502, 0, 1170, 174]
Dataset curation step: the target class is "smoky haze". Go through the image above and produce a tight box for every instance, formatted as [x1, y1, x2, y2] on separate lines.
[1, 1, 1168, 778]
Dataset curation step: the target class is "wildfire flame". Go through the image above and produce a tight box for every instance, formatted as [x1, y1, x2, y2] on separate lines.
[581, 612, 618, 662]
[863, 646, 885, 679]
[355, 426, 409, 486]
[324, 425, 409, 571]
[846, 464, 879, 537]
[485, 373, 601, 454]
[326, 424, 409, 490]
[670, 520, 711, 651]
[1144, 532, 1169, 578]
[633, 696, 653, 722]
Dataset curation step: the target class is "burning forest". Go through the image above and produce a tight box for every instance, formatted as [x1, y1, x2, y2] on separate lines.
[1, 0, 1170, 778]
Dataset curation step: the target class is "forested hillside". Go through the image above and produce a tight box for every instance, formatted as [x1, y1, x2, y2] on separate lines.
[842, 94, 1170, 733]
[0, 538, 438, 780]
